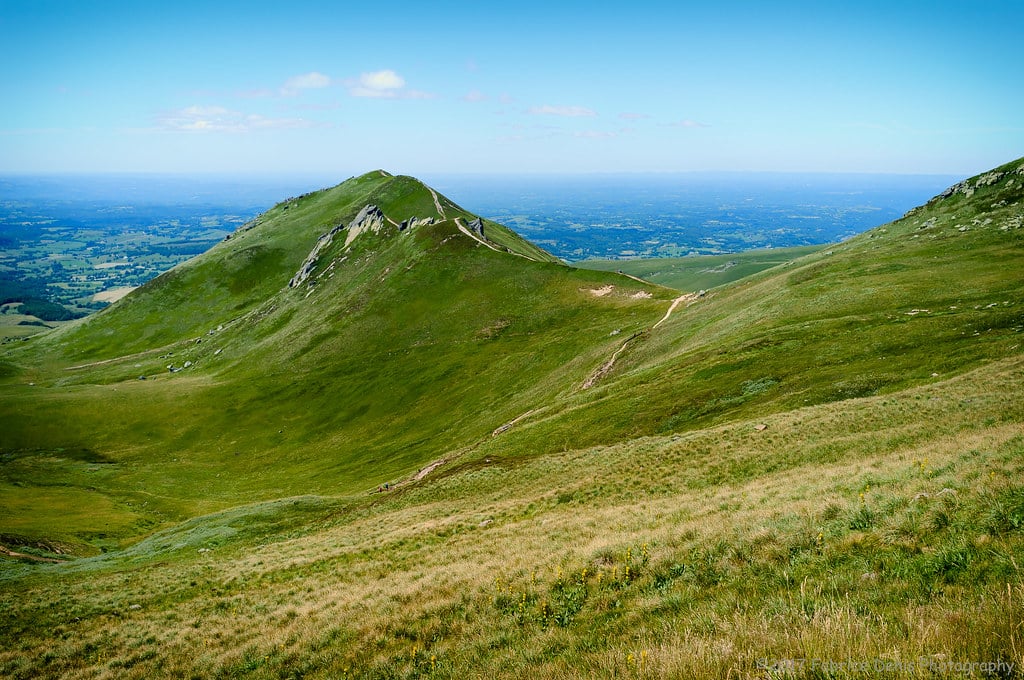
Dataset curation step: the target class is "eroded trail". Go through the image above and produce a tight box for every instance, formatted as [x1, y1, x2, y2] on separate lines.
[428, 187, 446, 218]
[581, 291, 698, 389]
[0, 545, 64, 563]
[653, 292, 699, 329]
[580, 331, 643, 389]
[405, 288, 703, 487]
[454, 218, 503, 252]
[397, 285, 701, 487]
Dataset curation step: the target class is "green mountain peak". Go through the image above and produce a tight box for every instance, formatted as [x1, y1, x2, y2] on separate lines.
[3, 159, 1024, 678]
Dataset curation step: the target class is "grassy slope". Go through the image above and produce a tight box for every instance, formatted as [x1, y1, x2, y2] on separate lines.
[0, 175, 672, 553]
[577, 244, 824, 291]
[1, 357, 1021, 679]
[2, 160, 1024, 678]
[470, 158, 1024, 464]
[26, 171, 556, 366]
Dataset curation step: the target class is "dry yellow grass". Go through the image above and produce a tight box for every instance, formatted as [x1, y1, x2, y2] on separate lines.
[3, 356, 1023, 678]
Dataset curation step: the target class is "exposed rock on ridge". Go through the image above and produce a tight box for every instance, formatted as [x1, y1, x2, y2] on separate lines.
[400, 216, 435, 232]
[343, 205, 387, 248]
[288, 223, 347, 288]
[935, 163, 1024, 201]
[289, 204, 388, 288]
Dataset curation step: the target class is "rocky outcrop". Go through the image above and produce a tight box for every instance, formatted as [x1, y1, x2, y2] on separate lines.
[468, 217, 485, 238]
[343, 205, 387, 247]
[288, 223, 346, 288]
[289, 205, 390, 288]
[399, 216, 435, 232]
[936, 164, 1023, 201]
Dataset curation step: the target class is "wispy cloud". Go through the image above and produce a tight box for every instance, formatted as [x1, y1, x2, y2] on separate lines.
[157, 106, 315, 132]
[618, 112, 650, 120]
[462, 90, 488, 102]
[281, 71, 331, 96]
[574, 130, 617, 139]
[667, 119, 710, 128]
[528, 104, 597, 117]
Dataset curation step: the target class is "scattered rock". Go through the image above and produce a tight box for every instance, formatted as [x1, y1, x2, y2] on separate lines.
[913, 492, 930, 502]
[198, 548, 212, 554]
[478, 519, 493, 528]
[937, 171, 1007, 201]
[138, 375, 146, 381]
[936, 487, 958, 497]
[128, 604, 142, 610]
[754, 423, 768, 432]
[183, 361, 193, 369]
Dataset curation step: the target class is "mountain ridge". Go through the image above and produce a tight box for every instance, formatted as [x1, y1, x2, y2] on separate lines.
[2, 158, 1024, 678]
[0, 170, 676, 551]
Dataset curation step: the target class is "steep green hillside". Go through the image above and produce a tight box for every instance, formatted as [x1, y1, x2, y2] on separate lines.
[468, 158, 1024, 462]
[34, 170, 559, 363]
[0, 172, 671, 553]
[2, 161, 1023, 678]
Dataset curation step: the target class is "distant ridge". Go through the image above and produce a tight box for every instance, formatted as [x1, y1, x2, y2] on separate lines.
[2, 159, 1024, 678]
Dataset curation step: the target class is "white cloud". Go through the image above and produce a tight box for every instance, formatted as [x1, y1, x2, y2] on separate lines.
[462, 90, 488, 102]
[350, 69, 405, 97]
[281, 71, 331, 96]
[574, 130, 616, 139]
[346, 70, 436, 99]
[618, 112, 650, 120]
[528, 104, 597, 117]
[362, 69, 404, 90]
[157, 106, 315, 132]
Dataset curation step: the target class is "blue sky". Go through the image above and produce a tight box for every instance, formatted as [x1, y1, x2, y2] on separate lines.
[1, 0, 1021, 177]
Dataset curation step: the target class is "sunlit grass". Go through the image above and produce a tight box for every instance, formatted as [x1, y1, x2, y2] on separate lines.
[1, 160, 1023, 678]
[2, 356, 1023, 678]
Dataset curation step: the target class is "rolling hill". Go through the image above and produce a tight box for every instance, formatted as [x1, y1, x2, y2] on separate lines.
[1, 159, 1023, 678]
[0, 170, 675, 552]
